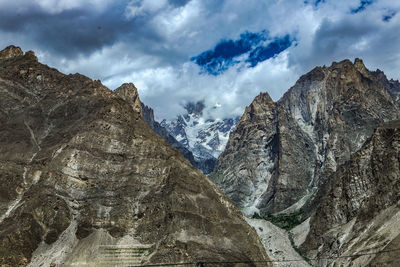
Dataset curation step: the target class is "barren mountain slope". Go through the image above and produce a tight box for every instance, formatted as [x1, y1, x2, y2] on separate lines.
[212, 59, 399, 215]
[0, 46, 270, 267]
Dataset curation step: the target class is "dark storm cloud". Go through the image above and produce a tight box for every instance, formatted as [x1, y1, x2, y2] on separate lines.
[191, 31, 293, 75]
[0, 1, 164, 58]
[1, 0, 399, 121]
[308, 17, 378, 64]
[291, 9, 400, 81]
[168, 0, 191, 8]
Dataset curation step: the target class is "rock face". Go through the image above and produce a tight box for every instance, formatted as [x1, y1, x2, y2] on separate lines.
[0, 45, 23, 59]
[0, 46, 271, 267]
[211, 59, 399, 215]
[372, 69, 400, 105]
[114, 83, 142, 116]
[301, 120, 400, 267]
[161, 101, 239, 174]
[141, 103, 198, 169]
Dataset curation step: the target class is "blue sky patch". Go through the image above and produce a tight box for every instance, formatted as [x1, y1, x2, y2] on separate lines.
[383, 10, 396, 22]
[303, 0, 325, 7]
[191, 31, 293, 75]
[351, 0, 375, 14]
[246, 35, 292, 67]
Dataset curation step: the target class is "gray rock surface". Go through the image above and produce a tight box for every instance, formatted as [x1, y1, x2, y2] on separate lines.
[302, 120, 400, 267]
[0, 45, 271, 267]
[114, 82, 142, 116]
[141, 103, 198, 169]
[211, 58, 399, 215]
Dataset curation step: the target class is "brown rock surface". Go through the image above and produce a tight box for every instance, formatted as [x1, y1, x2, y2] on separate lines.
[114, 82, 143, 116]
[0, 46, 271, 267]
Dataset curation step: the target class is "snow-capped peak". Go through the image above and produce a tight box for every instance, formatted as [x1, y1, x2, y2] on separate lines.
[161, 101, 239, 172]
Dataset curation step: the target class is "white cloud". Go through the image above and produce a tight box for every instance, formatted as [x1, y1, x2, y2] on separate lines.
[0, 0, 115, 14]
[100, 50, 297, 121]
[125, 0, 169, 19]
[3, 0, 400, 121]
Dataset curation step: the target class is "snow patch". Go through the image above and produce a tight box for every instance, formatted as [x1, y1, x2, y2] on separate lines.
[163, 112, 238, 162]
[31, 170, 42, 184]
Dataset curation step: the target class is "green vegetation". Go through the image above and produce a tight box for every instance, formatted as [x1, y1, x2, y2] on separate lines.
[252, 210, 303, 230]
[288, 232, 311, 264]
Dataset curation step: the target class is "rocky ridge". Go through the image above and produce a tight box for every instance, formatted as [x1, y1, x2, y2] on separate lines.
[211, 58, 399, 215]
[140, 103, 198, 169]
[372, 69, 400, 105]
[0, 45, 271, 266]
[301, 120, 400, 266]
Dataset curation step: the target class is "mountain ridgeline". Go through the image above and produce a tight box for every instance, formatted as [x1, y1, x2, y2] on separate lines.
[211, 58, 399, 215]
[210, 58, 400, 266]
[0, 46, 271, 266]
[1, 43, 400, 267]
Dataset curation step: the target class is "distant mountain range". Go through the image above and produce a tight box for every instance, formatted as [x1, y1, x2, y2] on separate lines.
[159, 101, 239, 174]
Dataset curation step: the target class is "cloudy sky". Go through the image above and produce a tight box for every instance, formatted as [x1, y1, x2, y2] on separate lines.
[1, 0, 400, 120]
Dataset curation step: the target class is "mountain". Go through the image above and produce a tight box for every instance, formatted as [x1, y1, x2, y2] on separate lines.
[211, 58, 399, 216]
[372, 69, 400, 105]
[161, 101, 239, 174]
[301, 120, 400, 266]
[113, 87, 199, 168]
[0, 45, 271, 266]
[140, 102, 198, 168]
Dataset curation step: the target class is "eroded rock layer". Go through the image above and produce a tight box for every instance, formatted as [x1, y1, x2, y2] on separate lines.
[0, 46, 270, 267]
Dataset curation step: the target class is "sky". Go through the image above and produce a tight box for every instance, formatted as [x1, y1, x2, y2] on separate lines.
[1, 0, 400, 120]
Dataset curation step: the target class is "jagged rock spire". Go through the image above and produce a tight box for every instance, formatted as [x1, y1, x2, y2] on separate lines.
[0, 45, 23, 59]
[114, 83, 142, 116]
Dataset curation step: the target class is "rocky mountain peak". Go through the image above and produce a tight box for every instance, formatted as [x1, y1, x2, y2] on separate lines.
[0, 46, 271, 266]
[212, 57, 400, 215]
[114, 82, 142, 116]
[0, 45, 23, 59]
[372, 68, 400, 104]
[353, 57, 369, 76]
[184, 100, 205, 117]
[141, 103, 155, 126]
[254, 92, 274, 105]
[235, 92, 276, 130]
